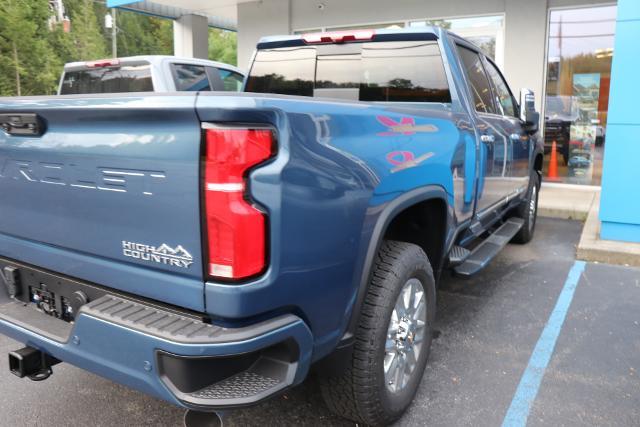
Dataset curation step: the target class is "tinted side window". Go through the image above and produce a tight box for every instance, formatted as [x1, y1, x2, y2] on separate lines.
[245, 47, 315, 96]
[217, 69, 244, 91]
[485, 60, 516, 117]
[60, 65, 153, 94]
[456, 45, 496, 114]
[172, 64, 211, 91]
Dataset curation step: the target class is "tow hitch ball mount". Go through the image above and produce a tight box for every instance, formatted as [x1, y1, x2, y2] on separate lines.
[8, 346, 60, 381]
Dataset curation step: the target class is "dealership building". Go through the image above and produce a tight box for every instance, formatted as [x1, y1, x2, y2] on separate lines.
[108, 0, 639, 246]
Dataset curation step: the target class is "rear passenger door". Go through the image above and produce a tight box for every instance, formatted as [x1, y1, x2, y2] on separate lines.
[456, 44, 513, 215]
[483, 58, 530, 196]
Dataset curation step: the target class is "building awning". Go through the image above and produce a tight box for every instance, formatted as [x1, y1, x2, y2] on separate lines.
[106, 0, 249, 31]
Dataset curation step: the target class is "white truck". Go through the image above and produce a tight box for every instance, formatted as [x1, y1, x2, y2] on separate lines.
[58, 55, 245, 94]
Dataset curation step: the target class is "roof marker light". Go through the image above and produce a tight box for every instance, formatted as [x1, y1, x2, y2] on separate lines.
[85, 59, 121, 68]
[302, 29, 375, 44]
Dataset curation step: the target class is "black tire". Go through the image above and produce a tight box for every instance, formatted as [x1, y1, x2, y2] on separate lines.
[512, 169, 540, 244]
[320, 240, 436, 426]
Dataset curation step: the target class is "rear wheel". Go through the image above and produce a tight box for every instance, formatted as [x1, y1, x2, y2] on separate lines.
[320, 240, 436, 426]
[512, 169, 540, 244]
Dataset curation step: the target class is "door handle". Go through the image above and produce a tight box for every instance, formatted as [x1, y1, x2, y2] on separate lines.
[480, 134, 495, 143]
[510, 133, 530, 148]
[511, 133, 530, 141]
[0, 113, 46, 137]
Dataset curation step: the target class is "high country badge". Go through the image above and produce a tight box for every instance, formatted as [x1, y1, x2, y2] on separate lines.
[122, 241, 193, 268]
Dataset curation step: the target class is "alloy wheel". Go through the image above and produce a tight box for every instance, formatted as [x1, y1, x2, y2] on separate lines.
[384, 278, 427, 393]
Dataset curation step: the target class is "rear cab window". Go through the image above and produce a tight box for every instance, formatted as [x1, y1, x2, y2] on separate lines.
[245, 39, 451, 103]
[60, 63, 153, 94]
[246, 47, 316, 96]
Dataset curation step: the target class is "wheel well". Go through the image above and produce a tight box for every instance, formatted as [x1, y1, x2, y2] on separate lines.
[534, 153, 543, 173]
[383, 198, 447, 277]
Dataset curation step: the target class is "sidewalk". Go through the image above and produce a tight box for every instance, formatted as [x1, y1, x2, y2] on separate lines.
[539, 183, 640, 267]
[538, 182, 599, 221]
[577, 192, 640, 267]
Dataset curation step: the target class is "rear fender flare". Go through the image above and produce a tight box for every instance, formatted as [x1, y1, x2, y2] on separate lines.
[344, 185, 453, 340]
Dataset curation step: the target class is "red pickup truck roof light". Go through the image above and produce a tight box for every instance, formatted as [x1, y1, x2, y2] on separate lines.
[302, 29, 375, 44]
[85, 59, 120, 68]
[203, 127, 274, 280]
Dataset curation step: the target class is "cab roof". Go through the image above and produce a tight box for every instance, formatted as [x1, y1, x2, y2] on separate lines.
[64, 55, 243, 75]
[257, 26, 446, 50]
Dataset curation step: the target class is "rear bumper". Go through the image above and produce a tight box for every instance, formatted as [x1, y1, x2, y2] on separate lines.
[0, 293, 313, 410]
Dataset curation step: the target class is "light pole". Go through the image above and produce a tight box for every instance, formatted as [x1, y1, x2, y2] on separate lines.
[105, 9, 117, 58]
[111, 9, 117, 58]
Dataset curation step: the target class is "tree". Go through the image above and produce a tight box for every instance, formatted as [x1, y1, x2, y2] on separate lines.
[67, 0, 107, 60]
[0, 0, 61, 96]
[425, 19, 452, 30]
[116, 10, 172, 57]
[209, 28, 237, 65]
[0, 1, 238, 96]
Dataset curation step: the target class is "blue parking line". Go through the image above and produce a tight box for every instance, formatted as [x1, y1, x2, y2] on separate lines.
[502, 260, 587, 427]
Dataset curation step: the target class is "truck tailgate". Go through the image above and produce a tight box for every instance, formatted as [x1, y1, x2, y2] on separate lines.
[0, 94, 205, 311]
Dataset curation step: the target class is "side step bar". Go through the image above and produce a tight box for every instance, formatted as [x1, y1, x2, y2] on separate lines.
[448, 245, 471, 266]
[453, 218, 524, 277]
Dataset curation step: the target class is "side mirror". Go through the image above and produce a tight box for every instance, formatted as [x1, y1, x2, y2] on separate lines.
[520, 88, 540, 134]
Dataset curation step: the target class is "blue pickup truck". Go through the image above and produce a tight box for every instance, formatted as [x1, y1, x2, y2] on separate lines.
[0, 27, 542, 426]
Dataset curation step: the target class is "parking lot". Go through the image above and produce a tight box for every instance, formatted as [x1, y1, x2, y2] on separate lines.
[0, 217, 638, 426]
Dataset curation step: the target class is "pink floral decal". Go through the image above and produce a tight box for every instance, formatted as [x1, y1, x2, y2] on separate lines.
[376, 115, 417, 136]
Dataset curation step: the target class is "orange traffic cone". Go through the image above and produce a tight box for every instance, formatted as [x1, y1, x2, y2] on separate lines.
[547, 140, 559, 181]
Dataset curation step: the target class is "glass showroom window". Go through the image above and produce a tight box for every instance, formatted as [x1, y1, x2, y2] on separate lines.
[296, 15, 505, 68]
[409, 15, 505, 68]
[327, 22, 405, 31]
[294, 22, 404, 35]
[543, 5, 617, 186]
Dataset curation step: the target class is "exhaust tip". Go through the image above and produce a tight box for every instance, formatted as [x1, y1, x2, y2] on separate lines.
[183, 410, 223, 427]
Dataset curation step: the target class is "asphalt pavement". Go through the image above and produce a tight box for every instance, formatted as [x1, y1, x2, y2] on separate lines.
[0, 217, 638, 426]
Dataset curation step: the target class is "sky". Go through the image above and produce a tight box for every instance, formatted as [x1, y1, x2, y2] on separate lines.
[547, 5, 617, 59]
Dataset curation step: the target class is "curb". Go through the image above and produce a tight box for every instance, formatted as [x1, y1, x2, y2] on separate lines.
[576, 192, 640, 267]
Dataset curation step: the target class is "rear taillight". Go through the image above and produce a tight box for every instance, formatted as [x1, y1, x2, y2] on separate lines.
[203, 126, 274, 280]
